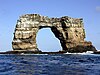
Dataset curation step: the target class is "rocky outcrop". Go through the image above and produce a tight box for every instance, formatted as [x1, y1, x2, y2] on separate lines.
[12, 14, 96, 52]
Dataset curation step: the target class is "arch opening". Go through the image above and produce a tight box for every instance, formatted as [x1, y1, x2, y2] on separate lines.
[36, 28, 62, 52]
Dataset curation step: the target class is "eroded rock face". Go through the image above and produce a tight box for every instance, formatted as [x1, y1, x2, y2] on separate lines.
[12, 14, 96, 52]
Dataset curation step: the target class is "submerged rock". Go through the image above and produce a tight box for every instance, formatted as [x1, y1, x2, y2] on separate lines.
[12, 14, 96, 53]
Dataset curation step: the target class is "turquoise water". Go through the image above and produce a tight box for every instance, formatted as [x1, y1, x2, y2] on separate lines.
[0, 54, 100, 75]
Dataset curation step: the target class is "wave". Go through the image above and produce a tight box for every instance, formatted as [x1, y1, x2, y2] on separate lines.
[64, 51, 94, 55]
[20, 53, 48, 55]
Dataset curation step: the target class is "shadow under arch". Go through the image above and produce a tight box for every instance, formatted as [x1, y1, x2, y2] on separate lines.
[36, 28, 62, 52]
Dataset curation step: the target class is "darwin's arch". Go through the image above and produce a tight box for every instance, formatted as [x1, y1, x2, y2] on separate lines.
[12, 14, 96, 52]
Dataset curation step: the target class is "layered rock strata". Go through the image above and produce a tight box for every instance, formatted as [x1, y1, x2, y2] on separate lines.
[12, 14, 96, 52]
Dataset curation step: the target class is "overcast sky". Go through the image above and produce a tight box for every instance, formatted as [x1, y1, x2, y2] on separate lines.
[0, 0, 100, 52]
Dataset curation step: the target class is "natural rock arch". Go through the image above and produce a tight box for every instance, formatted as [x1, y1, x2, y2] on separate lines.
[12, 14, 96, 52]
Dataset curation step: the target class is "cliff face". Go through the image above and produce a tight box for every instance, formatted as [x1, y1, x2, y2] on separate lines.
[12, 14, 96, 52]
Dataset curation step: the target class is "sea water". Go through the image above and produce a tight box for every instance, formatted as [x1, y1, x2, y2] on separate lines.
[0, 54, 100, 75]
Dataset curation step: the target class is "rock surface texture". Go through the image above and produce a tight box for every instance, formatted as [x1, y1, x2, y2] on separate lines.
[12, 14, 96, 52]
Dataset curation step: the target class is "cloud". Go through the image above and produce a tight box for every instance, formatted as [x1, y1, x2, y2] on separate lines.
[96, 6, 100, 12]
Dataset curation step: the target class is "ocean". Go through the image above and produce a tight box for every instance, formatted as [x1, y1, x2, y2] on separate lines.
[0, 54, 100, 75]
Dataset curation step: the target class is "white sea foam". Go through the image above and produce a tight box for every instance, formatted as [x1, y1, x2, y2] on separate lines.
[64, 51, 94, 55]
[20, 53, 48, 55]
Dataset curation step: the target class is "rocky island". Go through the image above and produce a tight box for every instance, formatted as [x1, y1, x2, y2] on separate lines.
[0, 14, 97, 54]
[10, 14, 96, 54]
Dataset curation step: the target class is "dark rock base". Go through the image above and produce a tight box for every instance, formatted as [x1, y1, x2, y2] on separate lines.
[0, 50, 98, 55]
[67, 45, 96, 53]
[0, 51, 66, 54]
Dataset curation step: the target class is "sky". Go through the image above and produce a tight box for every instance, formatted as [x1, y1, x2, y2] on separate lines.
[0, 0, 100, 52]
